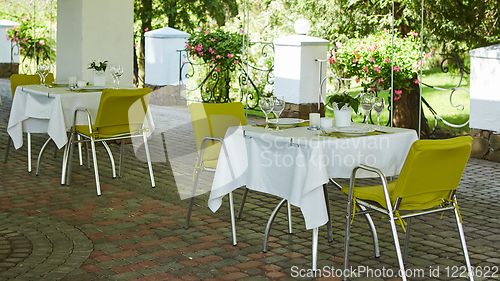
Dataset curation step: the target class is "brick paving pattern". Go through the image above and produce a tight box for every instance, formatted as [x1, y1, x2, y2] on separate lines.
[1, 78, 499, 280]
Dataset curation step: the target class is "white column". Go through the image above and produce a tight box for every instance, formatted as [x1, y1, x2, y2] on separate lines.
[56, 0, 134, 87]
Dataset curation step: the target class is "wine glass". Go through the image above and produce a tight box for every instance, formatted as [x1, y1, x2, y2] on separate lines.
[373, 97, 385, 128]
[37, 63, 49, 87]
[109, 64, 118, 87]
[359, 92, 375, 127]
[112, 64, 124, 89]
[272, 95, 285, 132]
[260, 96, 275, 131]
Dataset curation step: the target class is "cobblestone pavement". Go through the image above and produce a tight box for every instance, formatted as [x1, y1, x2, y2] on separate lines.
[1, 78, 499, 281]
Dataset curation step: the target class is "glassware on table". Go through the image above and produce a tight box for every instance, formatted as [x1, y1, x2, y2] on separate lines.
[37, 63, 49, 87]
[260, 96, 275, 131]
[373, 96, 385, 128]
[359, 92, 375, 127]
[272, 95, 285, 131]
[109, 64, 124, 88]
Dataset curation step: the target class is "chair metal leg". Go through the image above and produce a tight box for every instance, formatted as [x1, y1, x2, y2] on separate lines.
[36, 137, 52, 175]
[323, 184, 333, 242]
[388, 215, 407, 281]
[119, 139, 125, 178]
[263, 198, 287, 252]
[65, 133, 76, 186]
[61, 134, 72, 185]
[359, 205, 381, 258]
[403, 217, 412, 264]
[27, 133, 31, 173]
[102, 141, 116, 179]
[77, 135, 83, 166]
[143, 133, 155, 187]
[85, 141, 90, 169]
[4, 137, 11, 163]
[229, 191, 237, 246]
[287, 201, 293, 234]
[454, 205, 475, 281]
[343, 193, 354, 281]
[237, 187, 249, 219]
[185, 168, 200, 229]
[89, 138, 101, 196]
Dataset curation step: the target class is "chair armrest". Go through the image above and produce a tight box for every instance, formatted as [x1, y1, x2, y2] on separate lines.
[72, 108, 93, 136]
[349, 164, 394, 212]
[195, 137, 224, 167]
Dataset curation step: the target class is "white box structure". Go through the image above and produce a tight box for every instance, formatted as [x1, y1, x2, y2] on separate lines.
[273, 34, 328, 104]
[0, 19, 20, 63]
[469, 44, 500, 132]
[145, 27, 190, 86]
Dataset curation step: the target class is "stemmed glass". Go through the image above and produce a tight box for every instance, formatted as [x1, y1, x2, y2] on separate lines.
[37, 63, 49, 87]
[260, 96, 275, 131]
[272, 95, 285, 132]
[359, 92, 375, 128]
[109, 64, 124, 88]
[373, 97, 385, 128]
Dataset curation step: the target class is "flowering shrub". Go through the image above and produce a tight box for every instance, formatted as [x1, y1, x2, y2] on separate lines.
[5, 14, 52, 61]
[185, 25, 244, 72]
[330, 30, 430, 100]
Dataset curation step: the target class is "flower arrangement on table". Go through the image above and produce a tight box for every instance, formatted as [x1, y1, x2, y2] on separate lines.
[330, 30, 430, 101]
[88, 60, 108, 72]
[5, 14, 53, 61]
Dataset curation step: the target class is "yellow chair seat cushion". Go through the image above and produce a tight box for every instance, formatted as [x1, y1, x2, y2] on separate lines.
[342, 181, 397, 209]
[75, 124, 143, 139]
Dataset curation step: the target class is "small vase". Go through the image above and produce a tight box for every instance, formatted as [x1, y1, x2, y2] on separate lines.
[333, 108, 352, 127]
[93, 70, 106, 86]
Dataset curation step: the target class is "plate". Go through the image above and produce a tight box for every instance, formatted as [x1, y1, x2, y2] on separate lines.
[269, 118, 304, 127]
[52, 81, 69, 86]
[337, 127, 374, 136]
[79, 86, 106, 91]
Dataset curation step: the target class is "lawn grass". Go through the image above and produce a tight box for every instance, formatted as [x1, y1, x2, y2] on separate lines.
[248, 67, 470, 137]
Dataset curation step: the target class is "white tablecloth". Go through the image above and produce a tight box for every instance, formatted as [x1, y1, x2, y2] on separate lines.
[7, 85, 102, 149]
[208, 123, 418, 229]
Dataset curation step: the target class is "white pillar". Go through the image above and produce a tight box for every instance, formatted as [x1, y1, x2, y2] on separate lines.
[56, 0, 134, 87]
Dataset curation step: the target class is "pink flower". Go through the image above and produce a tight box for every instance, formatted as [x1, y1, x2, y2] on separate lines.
[425, 53, 431, 59]
[19, 16, 23, 19]
[205, 30, 210, 35]
[374, 65, 380, 72]
[182, 62, 186, 65]
[363, 66, 368, 72]
[199, 27, 203, 31]
[414, 79, 420, 84]
[230, 39, 232, 42]
[353, 58, 357, 63]
[23, 18, 26, 23]
[385, 58, 390, 63]
[239, 29, 244, 34]
[367, 46, 372, 52]
[215, 68, 221, 72]
[378, 78, 384, 83]
[395, 90, 403, 95]
[235, 60, 239, 64]
[369, 87, 374, 92]
[228, 53, 233, 58]
[206, 23, 210, 27]
[336, 42, 342, 49]
[394, 96, 401, 101]
[144, 28, 149, 32]
[5, 34, 9, 41]
[211, 38, 216, 42]
[369, 57, 374, 63]
[39, 39, 45, 46]
[216, 55, 221, 59]
[197, 43, 202, 48]
[209, 47, 214, 54]
[393, 65, 400, 72]
[22, 38, 27, 45]
[355, 78, 360, 83]
[410, 31, 418, 37]
[328, 57, 337, 64]
[199, 52, 203, 56]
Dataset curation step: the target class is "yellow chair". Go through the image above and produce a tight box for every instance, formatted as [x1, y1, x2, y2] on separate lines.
[343, 136, 474, 281]
[186, 102, 248, 245]
[63, 88, 155, 196]
[5, 73, 55, 172]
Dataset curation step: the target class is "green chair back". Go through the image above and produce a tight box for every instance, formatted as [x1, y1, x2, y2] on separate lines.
[10, 73, 55, 98]
[393, 136, 473, 210]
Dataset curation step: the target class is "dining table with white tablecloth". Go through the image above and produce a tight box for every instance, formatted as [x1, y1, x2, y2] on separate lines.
[207, 122, 418, 269]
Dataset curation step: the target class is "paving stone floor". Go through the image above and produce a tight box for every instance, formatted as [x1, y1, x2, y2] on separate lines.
[0, 78, 499, 281]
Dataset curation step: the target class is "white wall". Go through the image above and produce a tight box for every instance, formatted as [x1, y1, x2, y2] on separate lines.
[57, 0, 134, 86]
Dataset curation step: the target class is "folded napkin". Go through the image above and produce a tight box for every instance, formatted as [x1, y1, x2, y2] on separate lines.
[318, 130, 394, 138]
[253, 121, 310, 129]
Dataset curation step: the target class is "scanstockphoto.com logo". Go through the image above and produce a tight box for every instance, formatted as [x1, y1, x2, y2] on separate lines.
[3, 0, 55, 12]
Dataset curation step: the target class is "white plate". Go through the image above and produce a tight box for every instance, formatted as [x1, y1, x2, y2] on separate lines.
[269, 118, 304, 127]
[79, 86, 106, 91]
[337, 127, 374, 136]
[52, 81, 69, 85]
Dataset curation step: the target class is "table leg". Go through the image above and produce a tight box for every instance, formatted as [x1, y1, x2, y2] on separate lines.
[312, 227, 318, 270]
[229, 191, 237, 246]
